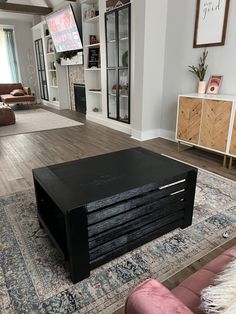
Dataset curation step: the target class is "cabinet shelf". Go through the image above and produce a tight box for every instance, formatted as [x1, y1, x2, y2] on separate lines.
[120, 37, 128, 41]
[85, 68, 101, 71]
[88, 90, 102, 94]
[85, 43, 100, 48]
[84, 15, 99, 23]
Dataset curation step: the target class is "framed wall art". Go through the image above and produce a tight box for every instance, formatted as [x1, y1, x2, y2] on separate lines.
[206, 75, 223, 94]
[193, 0, 230, 48]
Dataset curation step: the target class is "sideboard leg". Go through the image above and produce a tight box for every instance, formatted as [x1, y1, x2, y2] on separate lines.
[177, 141, 181, 153]
[229, 157, 233, 170]
[223, 155, 227, 168]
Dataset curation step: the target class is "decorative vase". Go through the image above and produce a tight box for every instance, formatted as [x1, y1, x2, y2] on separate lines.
[198, 81, 206, 94]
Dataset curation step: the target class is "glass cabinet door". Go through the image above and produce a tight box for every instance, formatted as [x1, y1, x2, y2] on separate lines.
[118, 7, 129, 68]
[105, 4, 130, 124]
[118, 69, 129, 122]
[106, 12, 117, 68]
[35, 39, 49, 101]
[107, 69, 117, 119]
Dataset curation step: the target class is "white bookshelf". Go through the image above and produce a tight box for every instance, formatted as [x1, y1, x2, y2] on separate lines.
[81, 0, 105, 116]
[32, 21, 70, 110]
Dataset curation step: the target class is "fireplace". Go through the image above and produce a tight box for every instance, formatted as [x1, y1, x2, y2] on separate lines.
[74, 84, 86, 114]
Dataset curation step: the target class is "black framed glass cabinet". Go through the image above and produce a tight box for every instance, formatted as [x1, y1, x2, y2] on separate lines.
[35, 38, 49, 101]
[105, 4, 131, 124]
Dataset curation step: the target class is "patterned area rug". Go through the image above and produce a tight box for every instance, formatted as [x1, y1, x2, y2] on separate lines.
[1, 169, 236, 313]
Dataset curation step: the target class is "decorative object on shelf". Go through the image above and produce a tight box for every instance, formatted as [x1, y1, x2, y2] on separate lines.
[193, 0, 230, 48]
[90, 35, 97, 45]
[112, 84, 122, 93]
[120, 84, 129, 96]
[122, 51, 129, 67]
[47, 38, 54, 53]
[188, 49, 208, 94]
[57, 50, 81, 64]
[88, 47, 100, 68]
[84, 7, 96, 20]
[106, 0, 130, 11]
[51, 72, 57, 86]
[207, 75, 223, 94]
[93, 107, 99, 112]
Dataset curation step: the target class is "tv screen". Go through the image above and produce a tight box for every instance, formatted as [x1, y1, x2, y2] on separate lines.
[46, 5, 83, 53]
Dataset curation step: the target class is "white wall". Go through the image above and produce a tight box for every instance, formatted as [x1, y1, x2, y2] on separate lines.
[0, 18, 39, 98]
[161, 0, 236, 138]
[131, 0, 168, 141]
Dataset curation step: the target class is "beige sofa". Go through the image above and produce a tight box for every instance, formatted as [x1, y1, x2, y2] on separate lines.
[0, 83, 36, 105]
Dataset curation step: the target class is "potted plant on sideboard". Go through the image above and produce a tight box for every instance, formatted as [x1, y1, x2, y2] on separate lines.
[188, 49, 208, 94]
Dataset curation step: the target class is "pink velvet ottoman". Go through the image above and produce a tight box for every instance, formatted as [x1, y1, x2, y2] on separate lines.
[126, 246, 236, 314]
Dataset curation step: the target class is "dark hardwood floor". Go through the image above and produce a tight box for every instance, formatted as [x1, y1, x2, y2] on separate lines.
[0, 107, 235, 313]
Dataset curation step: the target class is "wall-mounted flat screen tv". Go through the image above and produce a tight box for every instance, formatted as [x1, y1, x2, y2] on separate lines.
[46, 5, 83, 53]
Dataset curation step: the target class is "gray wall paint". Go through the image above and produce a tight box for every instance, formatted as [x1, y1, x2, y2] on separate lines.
[0, 18, 39, 97]
[161, 0, 236, 136]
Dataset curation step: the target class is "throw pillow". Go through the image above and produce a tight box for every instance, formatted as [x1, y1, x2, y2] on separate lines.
[10, 89, 25, 96]
[201, 257, 236, 313]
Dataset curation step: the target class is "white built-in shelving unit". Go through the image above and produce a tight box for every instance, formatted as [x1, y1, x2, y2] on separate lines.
[32, 21, 70, 110]
[80, 0, 106, 120]
[80, 0, 131, 134]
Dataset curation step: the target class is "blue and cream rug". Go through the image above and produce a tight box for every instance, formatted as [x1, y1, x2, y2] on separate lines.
[1, 169, 236, 313]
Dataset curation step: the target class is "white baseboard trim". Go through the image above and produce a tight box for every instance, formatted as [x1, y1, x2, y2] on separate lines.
[86, 113, 132, 135]
[131, 128, 176, 142]
[131, 129, 160, 141]
[159, 129, 176, 142]
[42, 101, 60, 110]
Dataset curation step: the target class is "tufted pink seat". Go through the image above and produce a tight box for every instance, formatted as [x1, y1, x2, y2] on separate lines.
[126, 246, 236, 314]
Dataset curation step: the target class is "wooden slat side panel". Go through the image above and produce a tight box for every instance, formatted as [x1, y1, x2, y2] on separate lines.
[88, 200, 185, 249]
[199, 100, 232, 153]
[89, 212, 184, 261]
[88, 191, 185, 237]
[87, 181, 187, 225]
[177, 97, 202, 144]
[230, 113, 236, 156]
[90, 219, 183, 269]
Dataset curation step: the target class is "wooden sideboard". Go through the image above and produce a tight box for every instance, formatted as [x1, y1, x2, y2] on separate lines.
[176, 94, 236, 168]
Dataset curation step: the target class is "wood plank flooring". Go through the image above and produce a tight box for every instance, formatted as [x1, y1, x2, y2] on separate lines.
[0, 107, 236, 313]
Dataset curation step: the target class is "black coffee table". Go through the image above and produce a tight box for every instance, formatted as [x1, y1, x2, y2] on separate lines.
[33, 147, 197, 283]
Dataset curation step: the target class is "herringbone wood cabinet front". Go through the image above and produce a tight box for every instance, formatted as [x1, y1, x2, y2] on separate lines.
[177, 97, 202, 144]
[199, 100, 232, 152]
[177, 96, 233, 155]
[230, 114, 236, 156]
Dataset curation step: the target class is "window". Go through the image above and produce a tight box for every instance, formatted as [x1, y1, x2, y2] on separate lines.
[0, 26, 20, 83]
